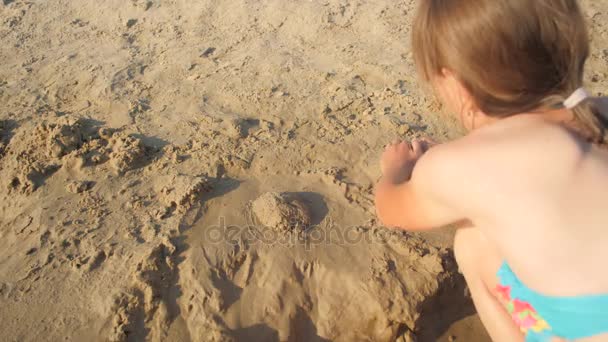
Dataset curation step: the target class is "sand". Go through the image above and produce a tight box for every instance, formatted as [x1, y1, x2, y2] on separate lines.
[0, 0, 606, 341]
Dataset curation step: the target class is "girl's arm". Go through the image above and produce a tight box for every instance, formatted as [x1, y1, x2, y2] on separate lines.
[375, 141, 465, 231]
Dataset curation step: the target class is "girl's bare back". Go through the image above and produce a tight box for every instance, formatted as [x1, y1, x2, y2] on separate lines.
[451, 114, 608, 297]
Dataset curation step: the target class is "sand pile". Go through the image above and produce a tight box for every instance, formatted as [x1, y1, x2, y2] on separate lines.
[251, 192, 312, 232]
[0, 0, 606, 341]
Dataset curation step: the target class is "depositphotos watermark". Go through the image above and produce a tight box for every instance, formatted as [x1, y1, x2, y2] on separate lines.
[201, 217, 404, 249]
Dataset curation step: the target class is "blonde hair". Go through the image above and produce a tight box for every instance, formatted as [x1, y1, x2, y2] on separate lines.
[412, 0, 606, 143]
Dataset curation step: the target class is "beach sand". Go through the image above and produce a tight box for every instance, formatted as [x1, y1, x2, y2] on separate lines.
[0, 0, 606, 341]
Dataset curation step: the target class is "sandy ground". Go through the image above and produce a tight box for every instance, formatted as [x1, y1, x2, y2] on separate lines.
[0, 0, 606, 341]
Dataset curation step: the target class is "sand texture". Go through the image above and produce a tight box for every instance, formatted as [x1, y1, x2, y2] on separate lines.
[1, 0, 607, 341]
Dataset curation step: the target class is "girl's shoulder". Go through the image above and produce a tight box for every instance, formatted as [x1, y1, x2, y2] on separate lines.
[467, 115, 586, 157]
[431, 118, 586, 191]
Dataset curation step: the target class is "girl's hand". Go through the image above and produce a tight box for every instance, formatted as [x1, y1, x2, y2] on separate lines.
[381, 138, 435, 183]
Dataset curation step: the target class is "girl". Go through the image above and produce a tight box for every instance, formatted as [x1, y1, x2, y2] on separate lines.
[374, 1, 608, 341]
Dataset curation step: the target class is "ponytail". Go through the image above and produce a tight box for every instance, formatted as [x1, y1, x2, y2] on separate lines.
[572, 100, 607, 144]
[541, 90, 608, 144]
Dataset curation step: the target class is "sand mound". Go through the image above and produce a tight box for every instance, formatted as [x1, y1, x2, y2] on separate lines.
[1, 115, 151, 194]
[40, 117, 84, 158]
[3, 116, 82, 194]
[251, 192, 312, 232]
[108, 135, 147, 174]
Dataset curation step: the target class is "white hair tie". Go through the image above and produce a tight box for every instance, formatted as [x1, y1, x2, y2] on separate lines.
[563, 87, 591, 109]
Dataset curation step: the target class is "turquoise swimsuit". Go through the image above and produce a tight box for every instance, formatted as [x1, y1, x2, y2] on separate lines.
[496, 263, 608, 341]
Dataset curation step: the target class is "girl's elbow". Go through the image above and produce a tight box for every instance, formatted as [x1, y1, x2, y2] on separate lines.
[374, 183, 412, 230]
[374, 196, 403, 229]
